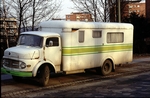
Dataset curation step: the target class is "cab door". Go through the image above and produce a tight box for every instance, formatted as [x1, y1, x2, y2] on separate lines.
[44, 37, 61, 68]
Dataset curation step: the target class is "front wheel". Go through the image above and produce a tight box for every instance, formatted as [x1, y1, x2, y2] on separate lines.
[101, 60, 112, 75]
[38, 65, 50, 86]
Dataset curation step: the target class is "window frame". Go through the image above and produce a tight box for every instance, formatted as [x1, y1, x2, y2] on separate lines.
[78, 31, 84, 43]
[107, 32, 124, 43]
[46, 37, 59, 47]
[92, 30, 102, 38]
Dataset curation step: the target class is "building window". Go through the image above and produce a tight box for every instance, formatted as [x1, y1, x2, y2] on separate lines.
[79, 31, 84, 43]
[92, 30, 102, 38]
[67, 15, 70, 18]
[129, 5, 133, 8]
[107, 32, 124, 43]
[134, 5, 136, 7]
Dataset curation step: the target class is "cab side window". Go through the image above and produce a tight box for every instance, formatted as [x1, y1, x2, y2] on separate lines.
[46, 37, 59, 47]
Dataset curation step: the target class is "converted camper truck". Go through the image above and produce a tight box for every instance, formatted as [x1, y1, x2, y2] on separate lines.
[1, 21, 133, 86]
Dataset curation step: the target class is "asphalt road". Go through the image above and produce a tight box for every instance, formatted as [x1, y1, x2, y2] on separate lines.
[35, 71, 150, 97]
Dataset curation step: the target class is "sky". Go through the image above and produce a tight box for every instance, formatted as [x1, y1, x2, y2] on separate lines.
[58, 0, 76, 18]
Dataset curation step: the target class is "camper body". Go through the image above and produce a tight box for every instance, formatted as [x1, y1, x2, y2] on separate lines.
[1, 21, 133, 86]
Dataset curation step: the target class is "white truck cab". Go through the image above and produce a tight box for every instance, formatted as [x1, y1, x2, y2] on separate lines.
[1, 21, 133, 86]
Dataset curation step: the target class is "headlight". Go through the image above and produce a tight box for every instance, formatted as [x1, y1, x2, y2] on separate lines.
[19, 62, 26, 69]
[2, 59, 26, 69]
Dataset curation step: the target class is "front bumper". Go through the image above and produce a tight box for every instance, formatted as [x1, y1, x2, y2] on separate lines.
[1, 67, 32, 77]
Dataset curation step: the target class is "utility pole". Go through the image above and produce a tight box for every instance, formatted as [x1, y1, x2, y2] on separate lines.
[93, 0, 97, 22]
[118, 0, 121, 22]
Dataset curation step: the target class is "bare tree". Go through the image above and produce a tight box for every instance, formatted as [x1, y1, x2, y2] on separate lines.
[109, 0, 129, 22]
[5, 0, 62, 35]
[71, 0, 116, 22]
[5, 0, 32, 35]
[29, 0, 62, 31]
[1, 0, 10, 48]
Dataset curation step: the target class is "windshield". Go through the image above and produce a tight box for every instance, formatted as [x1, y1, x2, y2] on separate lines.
[17, 34, 43, 48]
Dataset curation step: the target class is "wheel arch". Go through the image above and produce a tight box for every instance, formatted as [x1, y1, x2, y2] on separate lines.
[32, 61, 56, 77]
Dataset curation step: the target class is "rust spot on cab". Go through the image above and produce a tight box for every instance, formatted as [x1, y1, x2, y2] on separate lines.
[35, 57, 39, 59]
[44, 57, 46, 61]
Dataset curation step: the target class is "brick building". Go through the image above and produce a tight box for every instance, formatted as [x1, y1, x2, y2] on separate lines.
[0, 17, 18, 48]
[110, 0, 144, 22]
[66, 12, 93, 22]
[0, 17, 18, 59]
[123, 1, 145, 17]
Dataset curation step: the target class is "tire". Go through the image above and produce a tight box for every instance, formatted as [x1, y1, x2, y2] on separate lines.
[38, 65, 50, 86]
[12, 76, 22, 82]
[101, 60, 112, 76]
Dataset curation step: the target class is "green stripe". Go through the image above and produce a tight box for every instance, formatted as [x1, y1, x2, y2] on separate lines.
[1, 67, 32, 77]
[63, 43, 132, 56]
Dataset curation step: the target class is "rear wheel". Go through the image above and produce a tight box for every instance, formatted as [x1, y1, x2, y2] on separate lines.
[38, 65, 50, 86]
[101, 60, 112, 75]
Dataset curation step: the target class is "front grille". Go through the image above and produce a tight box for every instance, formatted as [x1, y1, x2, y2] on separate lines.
[3, 59, 19, 69]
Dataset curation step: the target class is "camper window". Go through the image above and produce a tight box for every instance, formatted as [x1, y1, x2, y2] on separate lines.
[107, 32, 124, 43]
[92, 30, 102, 38]
[79, 31, 84, 43]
